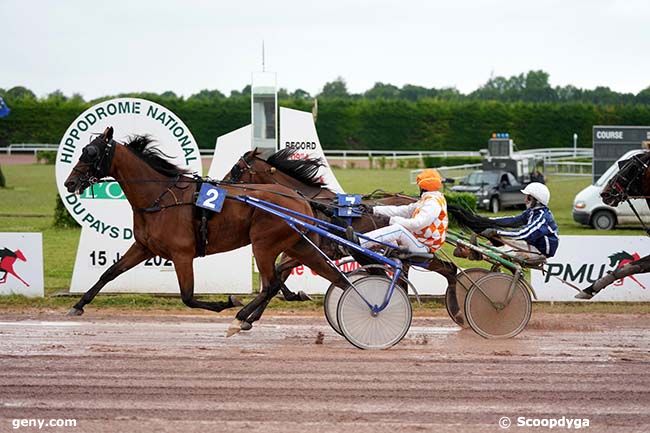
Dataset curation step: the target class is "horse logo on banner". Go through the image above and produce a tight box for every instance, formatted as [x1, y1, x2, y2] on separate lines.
[0, 248, 29, 287]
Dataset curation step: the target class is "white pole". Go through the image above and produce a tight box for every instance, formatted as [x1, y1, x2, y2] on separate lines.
[573, 133, 578, 157]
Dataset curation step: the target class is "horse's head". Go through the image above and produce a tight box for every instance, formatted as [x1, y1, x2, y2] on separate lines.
[226, 147, 325, 191]
[601, 152, 650, 207]
[226, 149, 269, 183]
[64, 126, 117, 194]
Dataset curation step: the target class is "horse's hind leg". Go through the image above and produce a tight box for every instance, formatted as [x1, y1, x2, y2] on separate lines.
[228, 252, 284, 337]
[68, 242, 152, 316]
[173, 257, 241, 313]
[276, 254, 312, 302]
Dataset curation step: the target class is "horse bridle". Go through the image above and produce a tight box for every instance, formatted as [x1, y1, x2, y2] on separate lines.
[229, 153, 276, 182]
[71, 135, 117, 188]
[606, 154, 650, 203]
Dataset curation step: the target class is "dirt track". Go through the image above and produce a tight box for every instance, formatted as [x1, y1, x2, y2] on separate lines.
[0, 311, 648, 433]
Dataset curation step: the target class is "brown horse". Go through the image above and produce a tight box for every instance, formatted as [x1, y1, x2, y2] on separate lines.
[64, 127, 348, 335]
[576, 151, 650, 299]
[226, 148, 462, 323]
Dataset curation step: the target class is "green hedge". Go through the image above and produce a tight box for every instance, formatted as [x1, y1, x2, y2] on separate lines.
[53, 193, 79, 228]
[2, 96, 650, 150]
[422, 155, 482, 168]
[444, 191, 477, 211]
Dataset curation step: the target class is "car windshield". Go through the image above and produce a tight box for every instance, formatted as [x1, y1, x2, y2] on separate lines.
[465, 171, 499, 186]
[594, 150, 644, 187]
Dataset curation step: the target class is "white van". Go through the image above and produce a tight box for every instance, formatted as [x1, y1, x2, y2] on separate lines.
[573, 149, 650, 230]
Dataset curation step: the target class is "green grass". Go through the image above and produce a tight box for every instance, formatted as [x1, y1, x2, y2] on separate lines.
[0, 163, 646, 312]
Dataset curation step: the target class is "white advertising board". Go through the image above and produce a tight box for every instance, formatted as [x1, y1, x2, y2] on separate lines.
[279, 107, 344, 193]
[56, 98, 252, 294]
[0, 233, 44, 297]
[531, 235, 650, 301]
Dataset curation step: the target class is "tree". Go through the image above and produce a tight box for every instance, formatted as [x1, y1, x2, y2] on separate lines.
[636, 87, 650, 105]
[188, 89, 226, 102]
[401, 84, 432, 101]
[5, 86, 36, 102]
[291, 88, 311, 100]
[522, 70, 556, 102]
[230, 85, 251, 98]
[364, 82, 401, 99]
[319, 77, 349, 98]
[45, 90, 68, 104]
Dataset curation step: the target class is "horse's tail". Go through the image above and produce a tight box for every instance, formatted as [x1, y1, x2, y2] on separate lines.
[447, 204, 510, 233]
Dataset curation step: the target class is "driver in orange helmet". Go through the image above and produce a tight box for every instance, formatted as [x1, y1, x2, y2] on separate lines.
[360, 169, 448, 254]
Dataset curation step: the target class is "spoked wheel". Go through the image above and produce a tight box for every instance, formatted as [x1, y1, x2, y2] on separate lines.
[325, 271, 368, 335]
[446, 267, 492, 328]
[464, 273, 532, 339]
[337, 275, 412, 350]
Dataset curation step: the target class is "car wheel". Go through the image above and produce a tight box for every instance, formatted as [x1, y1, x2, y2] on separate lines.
[490, 197, 500, 213]
[592, 210, 616, 230]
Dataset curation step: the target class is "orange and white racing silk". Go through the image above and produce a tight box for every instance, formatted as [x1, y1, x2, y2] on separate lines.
[372, 191, 448, 252]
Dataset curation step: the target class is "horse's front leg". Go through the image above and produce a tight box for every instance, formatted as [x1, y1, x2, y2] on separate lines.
[68, 242, 153, 316]
[173, 257, 242, 313]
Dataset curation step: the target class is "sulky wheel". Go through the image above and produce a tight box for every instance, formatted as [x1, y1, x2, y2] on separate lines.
[464, 273, 532, 339]
[324, 272, 367, 335]
[447, 267, 491, 328]
[337, 275, 412, 350]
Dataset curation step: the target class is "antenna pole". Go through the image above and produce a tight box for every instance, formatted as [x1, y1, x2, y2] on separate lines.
[262, 41, 265, 72]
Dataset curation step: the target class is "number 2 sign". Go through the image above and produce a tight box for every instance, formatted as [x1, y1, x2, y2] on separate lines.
[196, 184, 227, 213]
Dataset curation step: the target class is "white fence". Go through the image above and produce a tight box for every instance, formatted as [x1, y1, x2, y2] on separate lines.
[0, 143, 59, 155]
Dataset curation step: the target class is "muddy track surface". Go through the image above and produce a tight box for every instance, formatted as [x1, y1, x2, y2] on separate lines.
[0, 312, 648, 433]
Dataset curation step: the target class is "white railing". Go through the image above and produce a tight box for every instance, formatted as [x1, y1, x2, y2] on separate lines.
[0, 143, 59, 155]
[409, 163, 483, 184]
[543, 161, 592, 176]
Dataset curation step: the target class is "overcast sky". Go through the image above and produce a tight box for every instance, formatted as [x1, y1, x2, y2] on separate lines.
[2, 0, 649, 99]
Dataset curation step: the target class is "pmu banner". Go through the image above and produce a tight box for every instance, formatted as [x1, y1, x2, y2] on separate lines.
[55, 98, 251, 294]
[0, 233, 44, 297]
[531, 235, 650, 301]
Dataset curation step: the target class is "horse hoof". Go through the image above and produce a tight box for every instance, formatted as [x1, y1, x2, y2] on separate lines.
[298, 291, 313, 302]
[226, 319, 243, 337]
[67, 307, 84, 317]
[229, 295, 244, 307]
[240, 321, 253, 331]
[453, 313, 465, 326]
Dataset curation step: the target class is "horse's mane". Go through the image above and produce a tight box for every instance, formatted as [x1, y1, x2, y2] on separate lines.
[124, 135, 191, 177]
[265, 148, 326, 187]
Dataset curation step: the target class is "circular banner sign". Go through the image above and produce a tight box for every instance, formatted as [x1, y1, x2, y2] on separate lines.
[55, 98, 202, 240]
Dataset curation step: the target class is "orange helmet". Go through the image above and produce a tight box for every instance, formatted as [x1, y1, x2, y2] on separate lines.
[416, 169, 442, 191]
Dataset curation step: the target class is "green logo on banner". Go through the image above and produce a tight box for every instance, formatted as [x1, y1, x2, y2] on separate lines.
[80, 182, 125, 199]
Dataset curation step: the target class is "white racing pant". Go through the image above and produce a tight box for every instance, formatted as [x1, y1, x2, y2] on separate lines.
[360, 224, 430, 253]
[497, 238, 544, 261]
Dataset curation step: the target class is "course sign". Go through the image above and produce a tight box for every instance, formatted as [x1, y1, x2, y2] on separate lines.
[55, 98, 202, 240]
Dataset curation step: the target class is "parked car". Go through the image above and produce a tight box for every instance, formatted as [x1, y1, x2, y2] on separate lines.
[573, 149, 650, 230]
[451, 170, 526, 213]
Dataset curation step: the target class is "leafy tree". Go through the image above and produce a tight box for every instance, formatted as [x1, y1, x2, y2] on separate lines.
[364, 82, 401, 99]
[291, 88, 311, 100]
[319, 77, 349, 98]
[636, 87, 650, 105]
[401, 84, 430, 101]
[230, 85, 251, 98]
[5, 86, 36, 102]
[188, 89, 226, 101]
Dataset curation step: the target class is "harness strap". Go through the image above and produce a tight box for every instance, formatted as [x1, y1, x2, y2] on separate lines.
[625, 198, 650, 237]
